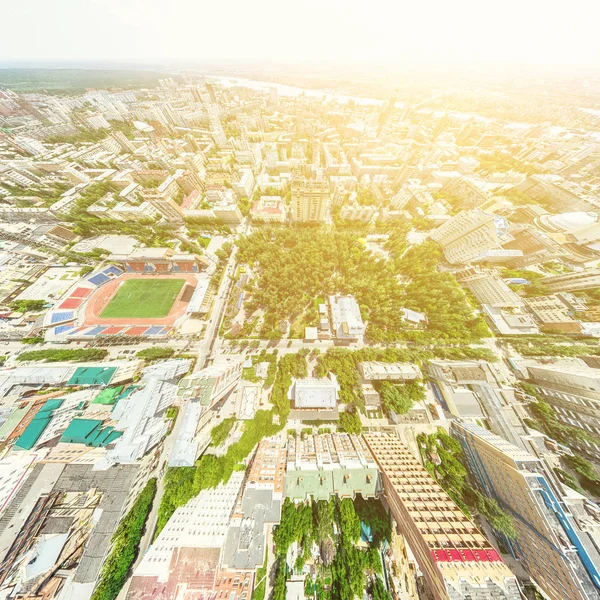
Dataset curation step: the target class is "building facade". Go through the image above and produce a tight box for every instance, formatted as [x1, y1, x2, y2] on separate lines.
[363, 432, 522, 600]
[451, 421, 600, 600]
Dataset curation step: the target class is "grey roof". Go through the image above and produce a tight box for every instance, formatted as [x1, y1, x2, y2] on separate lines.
[223, 487, 281, 570]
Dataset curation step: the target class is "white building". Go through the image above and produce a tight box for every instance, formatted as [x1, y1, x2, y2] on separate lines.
[358, 362, 422, 381]
[329, 295, 365, 341]
[289, 373, 340, 409]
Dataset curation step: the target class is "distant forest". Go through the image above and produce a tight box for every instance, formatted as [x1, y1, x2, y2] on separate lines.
[0, 69, 181, 94]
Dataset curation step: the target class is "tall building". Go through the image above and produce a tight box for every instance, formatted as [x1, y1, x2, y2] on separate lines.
[522, 363, 600, 459]
[363, 432, 522, 600]
[429, 209, 512, 264]
[170, 359, 243, 467]
[290, 166, 330, 222]
[145, 196, 184, 222]
[451, 421, 600, 600]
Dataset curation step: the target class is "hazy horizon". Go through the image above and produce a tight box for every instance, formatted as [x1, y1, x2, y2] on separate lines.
[3, 0, 600, 69]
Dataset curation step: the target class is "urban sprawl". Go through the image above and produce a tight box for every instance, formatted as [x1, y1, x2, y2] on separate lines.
[0, 74, 599, 600]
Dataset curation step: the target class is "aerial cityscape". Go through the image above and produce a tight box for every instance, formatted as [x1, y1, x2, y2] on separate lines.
[1, 3, 600, 600]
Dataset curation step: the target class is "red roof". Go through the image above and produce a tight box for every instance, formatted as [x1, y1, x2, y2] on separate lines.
[432, 547, 502, 563]
[59, 298, 84, 309]
[71, 287, 92, 298]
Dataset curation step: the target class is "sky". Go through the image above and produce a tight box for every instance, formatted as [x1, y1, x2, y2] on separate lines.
[2, 0, 600, 68]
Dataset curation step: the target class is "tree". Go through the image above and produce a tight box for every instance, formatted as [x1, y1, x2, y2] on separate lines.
[369, 577, 392, 600]
[11, 299, 46, 313]
[136, 347, 174, 361]
[313, 499, 334, 543]
[91, 478, 157, 600]
[210, 417, 235, 446]
[338, 498, 361, 543]
[474, 491, 517, 540]
[377, 381, 424, 414]
[339, 408, 362, 434]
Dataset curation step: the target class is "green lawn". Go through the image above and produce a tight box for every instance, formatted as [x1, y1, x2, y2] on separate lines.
[100, 278, 185, 318]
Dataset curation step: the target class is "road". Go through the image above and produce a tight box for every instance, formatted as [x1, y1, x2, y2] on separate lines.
[194, 245, 239, 371]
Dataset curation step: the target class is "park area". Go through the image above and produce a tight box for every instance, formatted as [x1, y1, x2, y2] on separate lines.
[99, 278, 185, 319]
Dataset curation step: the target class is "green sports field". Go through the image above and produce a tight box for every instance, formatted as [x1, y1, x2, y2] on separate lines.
[99, 278, 186, 319]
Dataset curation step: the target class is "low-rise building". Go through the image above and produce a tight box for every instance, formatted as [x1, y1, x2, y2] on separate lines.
[329, 295, 365, 341]
[358, 362, 422, 381]
[285, 433, 379, 502]
[524, 295, 583, 333]
[250, 195, 286, 222]
[288, 373, 339, 409]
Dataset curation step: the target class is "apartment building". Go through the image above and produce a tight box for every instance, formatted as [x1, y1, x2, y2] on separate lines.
[363, 432, 522, 600]
[285, 433, 379, 502]
[451, 421, 600, 600]
[462, 272, 523, 308]
[429, 209, 510, 264]
[523, 363, 600, 459]
[542, 269, 600, 292]
[290, 166, 330, 222]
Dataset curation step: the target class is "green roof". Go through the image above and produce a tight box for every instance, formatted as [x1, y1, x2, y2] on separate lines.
[60, 418, 121, 447]
[41, 399, 64, 412]
[285, 467, 379, 502]
[116, 386, 136, 401]
[14, 399, 65, 450]
[67, 367, 116, 387]
[16, 416, 52, 450]
[92, 387, 122, 405]
[60, 419, 102, 444]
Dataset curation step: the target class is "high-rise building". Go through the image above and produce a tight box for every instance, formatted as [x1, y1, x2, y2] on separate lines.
[451, 421, 600, 600]
[290, 166, 330, 222]
[363, 432, 522, 600]
[429, 209, 511, 264]
[522, 363, 600, 459]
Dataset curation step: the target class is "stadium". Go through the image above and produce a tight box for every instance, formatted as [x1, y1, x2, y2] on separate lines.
[42, 263, 210, 342]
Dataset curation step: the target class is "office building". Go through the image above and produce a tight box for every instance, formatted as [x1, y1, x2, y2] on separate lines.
[363, 432, 522, 600]
[212, 203, 243, 224]
[290, 166, 330, 222]
[170, 359, 243, 467]
[250, 195, 287, 222]
[451, 421, 600, 600]
[462, 272, 523, 308]
[232, 168, 255, 199]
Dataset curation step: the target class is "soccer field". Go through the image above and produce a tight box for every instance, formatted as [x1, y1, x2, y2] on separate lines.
[99, 278, 186, 319]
